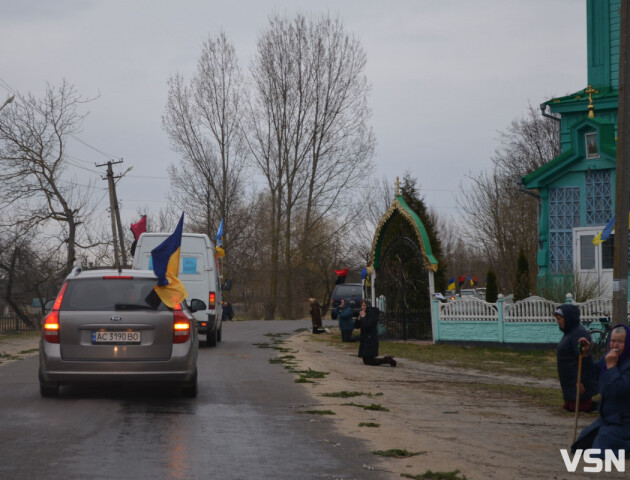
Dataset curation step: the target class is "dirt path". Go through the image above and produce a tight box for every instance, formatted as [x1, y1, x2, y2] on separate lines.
[0, 332, 39, 366]
[284, 331, 624, 480]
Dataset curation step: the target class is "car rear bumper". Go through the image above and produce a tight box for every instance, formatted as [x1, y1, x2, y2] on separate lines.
[39, 340, 197, 384]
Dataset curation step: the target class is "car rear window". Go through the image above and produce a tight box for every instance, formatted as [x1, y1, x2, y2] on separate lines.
[61, 278, 165, 311]
[334, 285, 362, 298]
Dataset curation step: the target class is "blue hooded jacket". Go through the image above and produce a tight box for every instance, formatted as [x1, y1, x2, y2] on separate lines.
[575, 324, 630, 453]
[556, 304, 597, 401]
[337, 299, 354, 332]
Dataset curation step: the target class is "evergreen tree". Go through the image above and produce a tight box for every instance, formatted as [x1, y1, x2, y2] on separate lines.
[400, 173, 447, 293]
[486, 270, 498, 303]
[514, 250, 530, 301]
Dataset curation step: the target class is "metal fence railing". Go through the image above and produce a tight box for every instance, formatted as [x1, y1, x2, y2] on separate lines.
[0, 315, 41, 332]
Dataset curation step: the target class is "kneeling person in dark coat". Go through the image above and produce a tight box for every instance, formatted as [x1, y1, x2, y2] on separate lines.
[357, 299, 396, 367]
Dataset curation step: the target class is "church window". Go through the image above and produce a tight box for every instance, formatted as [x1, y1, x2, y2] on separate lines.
[585, 132, 599, 159]
[549, 187, 580, 274]
[586, 169, 612, 225]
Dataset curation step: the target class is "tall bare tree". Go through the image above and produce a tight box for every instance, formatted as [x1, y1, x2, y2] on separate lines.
[0, 81, 98, 277]
[248, 12, 374, 318]
[458, 104, 560, 290]
[163, 31, 248, 275]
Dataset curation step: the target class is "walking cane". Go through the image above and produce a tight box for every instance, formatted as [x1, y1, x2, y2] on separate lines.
[572, 343, 583, 444]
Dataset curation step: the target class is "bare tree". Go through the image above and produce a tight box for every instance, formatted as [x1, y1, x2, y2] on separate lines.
[0, 81, 99, 277]
[248, 12, 374, 318]
[458, 105, 559, 291]
[163, 31, 248, 276]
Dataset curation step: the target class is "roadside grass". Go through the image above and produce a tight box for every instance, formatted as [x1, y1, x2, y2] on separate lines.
[372, 449, 425, 458]
[310, 329, 557, 380]
[307, 328, 566, 411]
[18, 348, 39, 354]
[321, 391, 383, 398]
[342, 402, 389, 412]
[401, 470, 467, 480]
[358, 422, 380, 427]
[300, 409, 336, 415]
[0, 353, 18, 361]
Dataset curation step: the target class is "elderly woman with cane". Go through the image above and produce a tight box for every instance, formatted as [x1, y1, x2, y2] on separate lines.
[572, 324, 630, 455]
[555, 304, 597, 412]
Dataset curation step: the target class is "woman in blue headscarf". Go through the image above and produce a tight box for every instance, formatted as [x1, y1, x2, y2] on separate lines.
[573, 324, 630, 455]
[337, 298, 359, 342]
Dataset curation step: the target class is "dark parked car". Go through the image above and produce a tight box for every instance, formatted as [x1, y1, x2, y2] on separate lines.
[39, 267, 199, 397]
[329, 283, 363, 319]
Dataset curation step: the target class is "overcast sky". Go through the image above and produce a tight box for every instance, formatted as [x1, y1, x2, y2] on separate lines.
[0, 0, 587, 225]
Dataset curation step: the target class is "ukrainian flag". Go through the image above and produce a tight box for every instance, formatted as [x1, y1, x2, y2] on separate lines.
[447, 277, 456, 291]
[151, 212, 188, 308]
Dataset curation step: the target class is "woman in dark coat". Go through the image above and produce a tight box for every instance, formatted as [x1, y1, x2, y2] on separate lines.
[573, 324, 630, 454]
[308, 298, 325, 334]
[555, 304, 597, 412]
[357, 300, 395, 366]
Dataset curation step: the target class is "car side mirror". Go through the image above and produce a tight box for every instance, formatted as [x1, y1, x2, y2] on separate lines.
[189, 299, 207, 313]
[221, 279, 232, 291]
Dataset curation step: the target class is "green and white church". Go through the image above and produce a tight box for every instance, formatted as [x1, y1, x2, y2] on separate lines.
[522, 0, 622, 297]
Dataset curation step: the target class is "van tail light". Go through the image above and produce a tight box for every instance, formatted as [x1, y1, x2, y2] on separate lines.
[44, 282, 68, 343]
[173, 303, 191, 344]
[209, 292, 216, 309]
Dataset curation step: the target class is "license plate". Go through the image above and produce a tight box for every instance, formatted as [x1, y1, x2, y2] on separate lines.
[92, 331, 141, 344]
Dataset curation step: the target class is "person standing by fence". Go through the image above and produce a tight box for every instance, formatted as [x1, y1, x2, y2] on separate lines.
[555, 304, 597, 412]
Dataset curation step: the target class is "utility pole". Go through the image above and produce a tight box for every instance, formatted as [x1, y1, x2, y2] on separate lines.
[97, 160, 125, 269]
[613, 1, 630, 326]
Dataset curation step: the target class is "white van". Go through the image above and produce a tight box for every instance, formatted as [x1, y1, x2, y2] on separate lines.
[132, 232, 225, 347]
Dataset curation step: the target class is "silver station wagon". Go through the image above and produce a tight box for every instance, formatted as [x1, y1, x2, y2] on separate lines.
[39, 267, 199, 397]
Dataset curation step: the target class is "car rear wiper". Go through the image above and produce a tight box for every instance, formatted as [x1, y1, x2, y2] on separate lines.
[114, 303, 155, 310]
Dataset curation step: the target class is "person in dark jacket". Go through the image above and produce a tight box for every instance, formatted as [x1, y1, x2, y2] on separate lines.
[221, 300, 234, 321]
[308, 298, 325, 334]
[357, 300, 395, 366]
[573, 324, 630, 455]
[555, 304, 597, 412]
[338, 298, 359, 342]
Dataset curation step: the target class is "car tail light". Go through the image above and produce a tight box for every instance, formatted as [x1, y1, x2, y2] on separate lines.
[208, 292, 216, 309]
[102, 275, 134, 280]
[44, 282, 68, 343]
[173, 303, 191, 344]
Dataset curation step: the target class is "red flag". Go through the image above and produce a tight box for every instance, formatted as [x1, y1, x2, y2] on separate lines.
[334, 268, 349, 277]
[130, 215, 147, 257]
[334, 267, 349, 285]
[131, 216, 147, 241]
[458, 276, 465, 287]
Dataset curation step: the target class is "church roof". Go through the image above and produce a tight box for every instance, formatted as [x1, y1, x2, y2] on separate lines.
[370, 194, 438, 272]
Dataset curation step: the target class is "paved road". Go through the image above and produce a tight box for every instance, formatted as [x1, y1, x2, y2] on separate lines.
[0, 320, 387, 480]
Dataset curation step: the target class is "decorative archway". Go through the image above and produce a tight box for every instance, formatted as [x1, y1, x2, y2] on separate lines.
[367, 184, 438, 340]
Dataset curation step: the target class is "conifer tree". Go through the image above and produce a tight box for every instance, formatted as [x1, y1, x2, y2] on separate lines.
[486, 270, 498, 303]
[514, 250, 530, 301]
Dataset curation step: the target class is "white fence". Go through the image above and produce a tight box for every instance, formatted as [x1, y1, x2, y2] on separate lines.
[432, 295, 616, 344]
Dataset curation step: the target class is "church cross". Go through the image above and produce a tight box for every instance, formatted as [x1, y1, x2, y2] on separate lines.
[585, 84, 599, 118]
[396, 176, 400, 195]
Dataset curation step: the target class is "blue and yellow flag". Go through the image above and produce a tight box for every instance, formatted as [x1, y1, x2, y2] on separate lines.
[592, 214, 630, 246]
[216, 218, 224, 247]
[151, 213, 188, 308]
[447, 277, 456, 291]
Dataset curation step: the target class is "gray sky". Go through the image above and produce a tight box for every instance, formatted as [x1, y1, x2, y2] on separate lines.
[0, 0, 587, 224]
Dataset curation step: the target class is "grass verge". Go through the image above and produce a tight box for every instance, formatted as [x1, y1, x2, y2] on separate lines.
[401, 470, 467, 480]
[372, 449, 425, 458]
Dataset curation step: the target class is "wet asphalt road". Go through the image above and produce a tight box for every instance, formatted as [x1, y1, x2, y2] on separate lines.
[0, 320, 388, 480]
